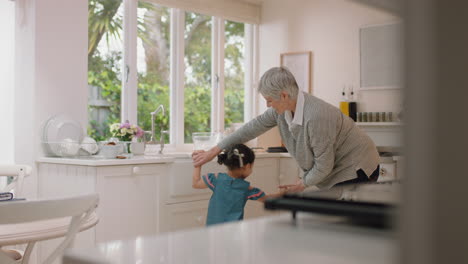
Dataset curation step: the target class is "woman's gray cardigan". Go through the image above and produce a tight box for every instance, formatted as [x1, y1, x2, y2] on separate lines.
[217, 93, 380, 189]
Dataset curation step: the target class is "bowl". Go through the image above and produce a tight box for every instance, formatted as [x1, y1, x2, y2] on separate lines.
[192, 132, 223, 150]
[98, 144, 121, 159]
[80, 137, 99, 155]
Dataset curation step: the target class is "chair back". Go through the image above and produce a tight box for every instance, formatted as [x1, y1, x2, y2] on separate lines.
[0, 193, 99, 264]
[0, 164, 32, 197]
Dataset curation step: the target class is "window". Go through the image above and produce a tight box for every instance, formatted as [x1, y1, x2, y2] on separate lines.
[224, 20, 245, 129]
[0, 0, 16, 163]
[88, 0, 256, 149]
[184, 11, 212, 143]
[136, 2, 170, 143]
[88, 0, 124, 141]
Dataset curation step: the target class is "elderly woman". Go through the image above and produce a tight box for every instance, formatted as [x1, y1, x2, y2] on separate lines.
[193, 67, 380, 191]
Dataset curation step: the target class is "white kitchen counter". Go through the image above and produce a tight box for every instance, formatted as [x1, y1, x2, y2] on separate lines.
[36, 155, 175, 166]
[145, 151, 292, 158]
[36, 152, 292, 166]
[63, 213, 396, 264]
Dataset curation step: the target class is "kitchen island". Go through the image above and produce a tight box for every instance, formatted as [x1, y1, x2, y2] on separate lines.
[63, 212, 396, 264]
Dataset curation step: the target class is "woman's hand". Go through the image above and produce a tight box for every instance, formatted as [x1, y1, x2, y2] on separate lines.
[279, 179, 306, 193]
[192, 146, 222, 167]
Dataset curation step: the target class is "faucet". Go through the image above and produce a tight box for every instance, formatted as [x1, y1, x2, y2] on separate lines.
[146, 105, 169, 154]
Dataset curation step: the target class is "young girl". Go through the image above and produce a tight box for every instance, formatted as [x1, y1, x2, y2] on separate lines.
[192, 144, 284, 226]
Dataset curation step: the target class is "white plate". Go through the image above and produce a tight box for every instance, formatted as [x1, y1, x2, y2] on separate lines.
[42, 114, 84, 156]
[48, 117, 82, 143]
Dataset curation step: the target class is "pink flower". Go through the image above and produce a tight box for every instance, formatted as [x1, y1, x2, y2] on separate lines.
[135, 127, 144, 138]
[111, 121, 144, 140]
[120, 121, 131, 129]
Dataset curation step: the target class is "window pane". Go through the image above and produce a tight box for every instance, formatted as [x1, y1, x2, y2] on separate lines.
[87, 0, 124, 141]
[137, 2, 170, 143]
[0, 0, 15, 163]
[184, 12, 212, 143]
[224, 20, 245, 129]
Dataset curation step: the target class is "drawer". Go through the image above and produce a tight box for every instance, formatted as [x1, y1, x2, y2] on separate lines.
[97, 164, 167, 177]
[161, 200, 209, 232]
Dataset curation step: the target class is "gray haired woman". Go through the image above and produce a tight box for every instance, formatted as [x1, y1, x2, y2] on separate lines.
[193, 67, 380, 191]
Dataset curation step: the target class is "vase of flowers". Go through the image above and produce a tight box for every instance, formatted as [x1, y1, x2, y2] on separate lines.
[109, 121, 144, 153]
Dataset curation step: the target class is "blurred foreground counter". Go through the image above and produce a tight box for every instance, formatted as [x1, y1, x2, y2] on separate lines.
[63, 213, 396, 264]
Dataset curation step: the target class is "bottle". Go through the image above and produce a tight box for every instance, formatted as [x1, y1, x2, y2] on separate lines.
[348, 85, 357, 122]
[339, 86, 350, 117]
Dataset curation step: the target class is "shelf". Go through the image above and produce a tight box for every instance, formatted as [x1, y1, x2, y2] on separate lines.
[358, 86, 402, 91]
[356, 122, 403, 127]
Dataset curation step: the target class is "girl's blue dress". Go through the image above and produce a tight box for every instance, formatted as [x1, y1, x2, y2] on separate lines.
[202, 172, 265, 226]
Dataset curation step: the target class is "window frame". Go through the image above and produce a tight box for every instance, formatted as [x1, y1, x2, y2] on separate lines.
[122, 0, 258, 151]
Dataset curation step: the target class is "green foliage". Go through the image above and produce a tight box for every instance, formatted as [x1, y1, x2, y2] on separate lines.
[137, 74, 170, 142]
[224, 21, 245, 127]
[184, 85, 211, 142]
[87, 51, 122, 141]
[88, 4, 247, 144]
[88, 0, 122, 58]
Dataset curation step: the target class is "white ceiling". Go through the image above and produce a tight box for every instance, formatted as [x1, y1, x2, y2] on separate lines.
[235, 0, 402, 15]
[235, 0, 264, 6]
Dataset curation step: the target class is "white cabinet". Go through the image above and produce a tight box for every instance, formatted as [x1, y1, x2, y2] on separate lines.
[37, 155, 301, 246]
[158, 159, 225, 232]
[162, 200, 209, 232]
[244, 158, 280, 219]
[37, 162, 169, 243]
[279, 157, 302, 186]
[158, 157, 302, 232]
[163, 160, 224, 205]
[95, 164, 167, 242]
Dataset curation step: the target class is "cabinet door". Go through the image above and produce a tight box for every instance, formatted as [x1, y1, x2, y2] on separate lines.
[96, 164, 166, 242]
[244, 158, 280, 219]
[279, 157, 301, 186]
[161, 200, 209, 233]
[163, 159, 225, 204]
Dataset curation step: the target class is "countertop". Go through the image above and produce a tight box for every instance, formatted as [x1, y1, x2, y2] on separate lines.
[36, 155, 176, 166]
[63, 213, 396, 264]
[36, 152, 292, 166]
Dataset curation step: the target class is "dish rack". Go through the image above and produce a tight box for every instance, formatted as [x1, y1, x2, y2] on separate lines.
[41, 141, 100, 157]
[41, 114, 100, 157]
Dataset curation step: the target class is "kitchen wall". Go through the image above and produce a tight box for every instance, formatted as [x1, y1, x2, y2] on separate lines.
[14, 0, 88, 198]
[10, 0, 402, 195]
[0, 1, 15, 163]
[257, 0, 402, 147]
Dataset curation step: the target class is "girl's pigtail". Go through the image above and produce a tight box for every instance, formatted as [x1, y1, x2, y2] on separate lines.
[233, 148, 245, 167]
[217, 150, 227, 165]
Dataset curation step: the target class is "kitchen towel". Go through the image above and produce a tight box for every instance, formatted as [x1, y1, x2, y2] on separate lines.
[0, 192, 13, 201]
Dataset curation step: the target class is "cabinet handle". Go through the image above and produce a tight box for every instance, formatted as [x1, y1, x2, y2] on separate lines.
[133, 166, 141, 175]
